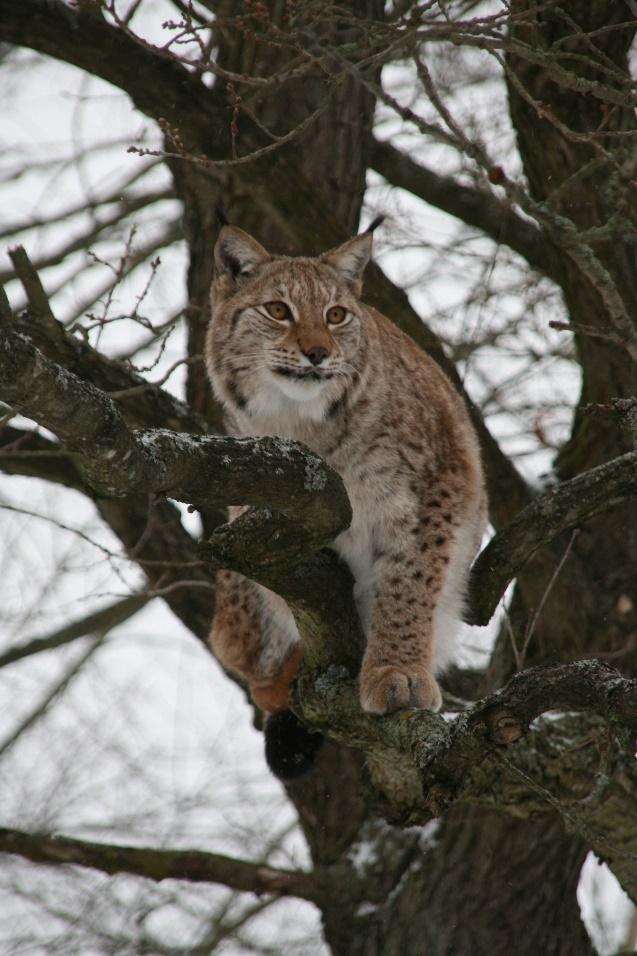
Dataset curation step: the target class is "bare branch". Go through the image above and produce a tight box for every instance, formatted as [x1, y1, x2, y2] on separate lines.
[0, 0, 222, 154]
[370, 138, 559, 282]
[0, 637, 103, 756]
[0, 188, 174, 288]
[467, 448, 637, 626]
[6, 247, 206, 435]
[7, 245, 57, 324]
[0, 594, 149, 670]
[0, 828, 336, 906]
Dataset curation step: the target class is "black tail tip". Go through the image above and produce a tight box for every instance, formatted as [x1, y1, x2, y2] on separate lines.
[264, 710, 324, 782]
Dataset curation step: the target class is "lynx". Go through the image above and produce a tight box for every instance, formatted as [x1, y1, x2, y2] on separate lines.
[205, 222, 486, 757]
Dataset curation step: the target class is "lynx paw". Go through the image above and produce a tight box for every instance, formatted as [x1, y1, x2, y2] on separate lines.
[360, 664, 442, 715]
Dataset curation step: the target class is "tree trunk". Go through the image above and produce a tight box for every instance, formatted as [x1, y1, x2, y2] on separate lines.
[321, 810, 594, 956]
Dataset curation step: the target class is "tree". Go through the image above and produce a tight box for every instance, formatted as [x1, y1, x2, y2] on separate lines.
[0, 1, 636, 953]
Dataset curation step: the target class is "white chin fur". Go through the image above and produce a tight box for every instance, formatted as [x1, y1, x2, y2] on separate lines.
[246, 370, 333, 421]
[272, 375, 329, 402]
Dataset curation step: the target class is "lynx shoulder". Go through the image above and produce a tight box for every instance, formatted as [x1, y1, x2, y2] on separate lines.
[205, 224, 486, 731]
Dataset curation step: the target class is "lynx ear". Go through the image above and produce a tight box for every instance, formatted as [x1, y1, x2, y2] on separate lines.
[321, 232, 373, 295]
[214, 225, 270, 282]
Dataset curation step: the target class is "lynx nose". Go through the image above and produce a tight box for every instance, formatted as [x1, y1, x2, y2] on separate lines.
[304, 346, 329, 366]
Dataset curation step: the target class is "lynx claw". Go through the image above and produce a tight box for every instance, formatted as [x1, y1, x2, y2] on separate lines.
[360, 665, 442, 715]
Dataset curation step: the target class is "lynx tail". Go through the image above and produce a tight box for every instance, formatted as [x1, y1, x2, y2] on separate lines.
[264, 710, 324, 782]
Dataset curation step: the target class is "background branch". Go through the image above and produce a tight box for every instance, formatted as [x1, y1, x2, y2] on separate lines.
[468, 449, 637, 625]
[0, 827, 338, 907]
[370, 138, 559, 282]
[0, 594, 149, 670]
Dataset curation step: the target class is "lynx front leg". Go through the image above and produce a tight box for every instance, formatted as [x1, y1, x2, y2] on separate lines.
[359, 520, 457, 715]
[210, 569, 302, 712]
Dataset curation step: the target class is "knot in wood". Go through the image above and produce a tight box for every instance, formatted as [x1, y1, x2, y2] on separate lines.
[492, 712, 524, 745]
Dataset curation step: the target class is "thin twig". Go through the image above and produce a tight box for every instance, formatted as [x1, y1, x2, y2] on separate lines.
[0, 635, 104, 756]
[549, 320, 635, 354]
[516, 529, 580, 670]
[0, 594, 149, 670]
[108, 355, 202, 398]
[8, 245, 56, 321]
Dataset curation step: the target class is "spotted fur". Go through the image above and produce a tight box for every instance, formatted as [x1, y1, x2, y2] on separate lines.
[205, 225, 487, 715]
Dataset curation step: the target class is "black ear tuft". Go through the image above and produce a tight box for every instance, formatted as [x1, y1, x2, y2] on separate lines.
[264, 710, 324, 782]
[216, 206, 229, 227]
[365, 214, 385, 234]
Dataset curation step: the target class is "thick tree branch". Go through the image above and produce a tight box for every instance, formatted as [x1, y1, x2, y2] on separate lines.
[296, 657, 637, 899]
[0, 323, 351, 563]
[299, 660, 637, 798]
[0, 827, 341, 907]
[467, 449, 637, 625]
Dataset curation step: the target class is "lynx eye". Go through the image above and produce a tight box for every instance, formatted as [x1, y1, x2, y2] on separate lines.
[265, 301, 291, 322]
[326, 305, 347, 325]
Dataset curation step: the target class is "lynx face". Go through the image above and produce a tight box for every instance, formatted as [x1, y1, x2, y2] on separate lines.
[207, 228, 372, 422]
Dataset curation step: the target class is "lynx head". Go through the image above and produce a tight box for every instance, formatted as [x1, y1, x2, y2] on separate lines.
[206, 226, 375, 422]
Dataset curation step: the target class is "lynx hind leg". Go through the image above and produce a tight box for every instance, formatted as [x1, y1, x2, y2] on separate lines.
[210, 570, 302, 712]
[432, 518, 486, 674]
